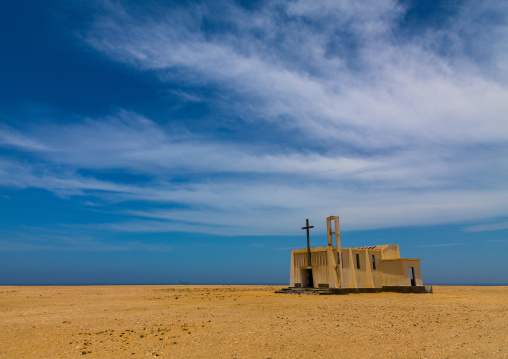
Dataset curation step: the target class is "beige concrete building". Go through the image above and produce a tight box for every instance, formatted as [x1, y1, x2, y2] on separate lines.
[288, 216, 428, 293]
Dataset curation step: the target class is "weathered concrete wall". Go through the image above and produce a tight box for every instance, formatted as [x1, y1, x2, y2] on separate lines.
[371, 252, 383, 288]
[291, 249, 330, 288]
[380, 260, 404, 286]
[352, 249, 367, 288]
[380, 259, 422, 286]
[340, 248, 353, 288]
[310, 251, 330, 287]
[379, 245, 400, 259]
[291, 252, 305, 286]
[401, 260, 423, 286]
[291, 245, 422, 289]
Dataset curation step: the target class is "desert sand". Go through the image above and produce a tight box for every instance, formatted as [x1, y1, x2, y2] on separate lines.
[1, 285, 507, 358]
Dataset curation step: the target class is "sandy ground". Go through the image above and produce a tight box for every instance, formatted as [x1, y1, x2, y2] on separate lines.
[0, 285, 507, 358]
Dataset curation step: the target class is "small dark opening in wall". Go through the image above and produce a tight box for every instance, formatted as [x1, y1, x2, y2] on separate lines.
[308, 269, 314, 288]
[356, 253, 360, 269]
[372, 255, 376, 270]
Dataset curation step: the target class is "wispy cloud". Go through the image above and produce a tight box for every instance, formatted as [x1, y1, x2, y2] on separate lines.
[0, 125, 48, 151]
[0, 230, 173, 252]
[463, 221, 508, 232]
[1, 0, 507, 240]
[84, 0, 508, 149]
[416, 243, 464, 248]
[0, 112, 386, 178]
[1, 107, 508, 235]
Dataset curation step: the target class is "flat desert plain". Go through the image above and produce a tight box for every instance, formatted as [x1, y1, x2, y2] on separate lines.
[1, 286, 507, 358]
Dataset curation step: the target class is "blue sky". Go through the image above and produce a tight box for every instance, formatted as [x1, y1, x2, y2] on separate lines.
[1, 0, 507, 285]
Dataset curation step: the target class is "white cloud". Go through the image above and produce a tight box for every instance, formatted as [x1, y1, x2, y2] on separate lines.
[0, 234, 173, 252]
[0, 112, 415, 180]
[2, 111, 506, 190]
[1, 0, 507, 237]
[0, 125, 48, 151]
[1, 103, 507, 235]
[463, 221, 508, 232]
[416, 243, 464, 248]
[83, 0, 508, 149]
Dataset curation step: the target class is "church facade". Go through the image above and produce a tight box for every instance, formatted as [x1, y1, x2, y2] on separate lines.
[289, 216, 429, 293]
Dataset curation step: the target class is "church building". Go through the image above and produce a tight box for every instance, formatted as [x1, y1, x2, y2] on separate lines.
[288, 216, 431, 293]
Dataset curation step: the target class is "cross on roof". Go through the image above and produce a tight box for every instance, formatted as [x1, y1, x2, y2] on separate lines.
[302, 219, 314, 267]
[301, 218, 314, 233]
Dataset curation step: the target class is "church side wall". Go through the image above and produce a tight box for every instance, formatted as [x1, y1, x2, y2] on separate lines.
[381, 260, 405, 286]
[339, 248, 382, 288]
[381, 259, 422, 286]
[401, 260, 423, 286]
[414, 262, 423, 285]
[351, 249, 374, 288]
[290, 251, 295, 286]
[340, 248, 352, 287]
[371, 252, 383, 288]
[352, 249, 363, 287]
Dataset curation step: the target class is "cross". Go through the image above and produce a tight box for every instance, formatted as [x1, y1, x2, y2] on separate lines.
[302, 219, 314, 267]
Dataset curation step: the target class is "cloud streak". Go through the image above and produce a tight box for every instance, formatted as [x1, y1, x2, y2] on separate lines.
[1, 109, 507, 235]
[84, 0, 508, 150]
[416, 243, 464, 248]
[1, 0, 507, 239]
[463, 221, 508, 233]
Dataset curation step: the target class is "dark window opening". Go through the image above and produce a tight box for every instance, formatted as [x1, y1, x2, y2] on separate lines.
[356, 253, 360, 269]
[372, 255, 376, 270]
[301, 268, 314, 288]
[410, 267, 416, 286]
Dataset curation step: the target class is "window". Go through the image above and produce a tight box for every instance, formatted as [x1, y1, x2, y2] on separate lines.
[356, 253, 360, 269]
[372, 255, 376, 270]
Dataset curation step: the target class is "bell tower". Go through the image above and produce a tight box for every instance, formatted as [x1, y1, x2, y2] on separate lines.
[327, 216, 343, 287]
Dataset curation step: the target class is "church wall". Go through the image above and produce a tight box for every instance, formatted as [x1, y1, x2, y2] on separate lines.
[310, 251, 330, 287]
[371, 251, 383, 288]
[290, 250, 295, 286]
[381, 259, 422, 286]
[291, 250, 330, 288]
[338, 248, 381, 288]
[351, 249, 370, 288]
[414, 262, 423, 285]
[381, 260, 405, 286]
[292, 252, 306, 285]
[401, 260, 423, 286]
[340, 248, 352, 288]
[379, 245, 400, 259]
[291, 246, 422, 289]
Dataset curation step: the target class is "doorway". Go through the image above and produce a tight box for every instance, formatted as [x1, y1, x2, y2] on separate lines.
[301, 268, 314, 288]
[410, 267, 416, 286]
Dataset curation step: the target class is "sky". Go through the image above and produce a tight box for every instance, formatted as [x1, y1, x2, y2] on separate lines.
[0, 0, 507, 285]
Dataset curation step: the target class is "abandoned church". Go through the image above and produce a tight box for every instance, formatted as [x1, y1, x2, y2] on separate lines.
[282, 216, 432, 294]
